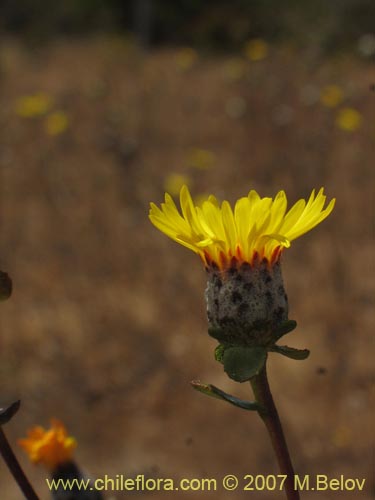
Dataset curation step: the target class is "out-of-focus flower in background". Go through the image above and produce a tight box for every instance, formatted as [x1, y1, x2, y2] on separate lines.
[164, 173, 191, 196]
[18, 419, 76, 471]
[332, 425, 352, 448]
[320, 85, 344, 108]
[15, 93, 53, 118]
[244, 39, 268, 62]
[222, 58, 246, 82]
[187, 148, 215, 170]
[19, 420, 103, 499]
[175, 47, 198, 71]
[15, 93, 69, 137]
[45, 111, 69, 136]
[335, 107, 362, 131]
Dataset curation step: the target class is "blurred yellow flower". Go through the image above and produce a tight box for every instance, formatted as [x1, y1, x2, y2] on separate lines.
[188, 148, 215, 170]
[222, 59, 246, 81]
[15, 93, 52, 118]
[244, 39, 268, 62]
[336, 108, 362, 131]
[45, 111, 69, 136]
[320, 85, 343, 108]
[18, 419, 76, 470]
[149, 186, 335, 269]
[175, 48, 198, 71]
[332, 425, 351, 448]
[164, 173, 190, 196]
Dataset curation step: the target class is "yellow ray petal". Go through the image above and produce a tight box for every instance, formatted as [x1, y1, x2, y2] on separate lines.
[149, 186, 335, 268]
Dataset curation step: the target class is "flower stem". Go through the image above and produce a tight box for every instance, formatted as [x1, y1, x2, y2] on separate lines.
[250, 364, 300, 500]
[0, 427, 39, 500]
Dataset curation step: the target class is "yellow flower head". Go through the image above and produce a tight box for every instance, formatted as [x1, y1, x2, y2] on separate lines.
[149, 186, 335, 269]
[188, 148, 215, 170]
[222, 59, 246, 82]
[45, 111, 69, 136]
[18, 419, 76, 470]
[175, 48, 198, 71]
[244, 39, 268, 61]
[15, 93, 52, 118]
[336, 108, 362, 132]
[320, 85, 343, 108]
[164, 173, 191, 196]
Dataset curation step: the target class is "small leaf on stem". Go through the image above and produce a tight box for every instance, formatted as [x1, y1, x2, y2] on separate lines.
[191, 381, 261, 411]
[223, 346, 267, 382]
[272, 320, 297, 341]
[270, 345, 310, 360]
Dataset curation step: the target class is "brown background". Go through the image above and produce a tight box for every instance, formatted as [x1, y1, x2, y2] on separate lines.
[0, 36, 374, 499]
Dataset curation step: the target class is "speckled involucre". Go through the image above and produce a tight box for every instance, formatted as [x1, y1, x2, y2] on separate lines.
[205, 260, 288, 347]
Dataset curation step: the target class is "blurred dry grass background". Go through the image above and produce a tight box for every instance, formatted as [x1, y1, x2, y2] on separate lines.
[0, 36, 374, 499]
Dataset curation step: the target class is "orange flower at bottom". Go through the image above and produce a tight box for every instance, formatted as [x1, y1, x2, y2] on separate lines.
[18, 419, 76, 470]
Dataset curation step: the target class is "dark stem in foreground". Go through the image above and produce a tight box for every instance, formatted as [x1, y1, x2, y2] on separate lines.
[250, 364, 300, 500]
[0, 427, 39, 500]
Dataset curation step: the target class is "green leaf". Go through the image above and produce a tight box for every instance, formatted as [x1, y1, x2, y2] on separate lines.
[208, 326, 226, 342]
[191, 381, 261, 411]
[214, 344, 225, 363]
[271, 344, 310, 360]
[223, 346, 267, 382]
[191, 381, 223, 400]
[273, 320, 297, 341]
[209, 384, 261, 411]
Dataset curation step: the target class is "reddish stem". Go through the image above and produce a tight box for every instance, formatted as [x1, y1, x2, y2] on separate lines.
[250, 365, 300, 500]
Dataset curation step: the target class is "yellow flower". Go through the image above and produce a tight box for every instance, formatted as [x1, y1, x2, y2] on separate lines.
[320, 85, 343, 108]
[244, 39, 268, 61]
[15, 93, 52, 118]
[175, 48, 198, 71]
[332, 425, 351, 448]
[188, 148, 215, 170]
[222, 59, 246, 81]
[149, 186, 335, 269]
[164, 173, 190, 196]
[18, 419, 76, 470]
[336, 108, 362, 132]
[45, 111, 69, 135]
